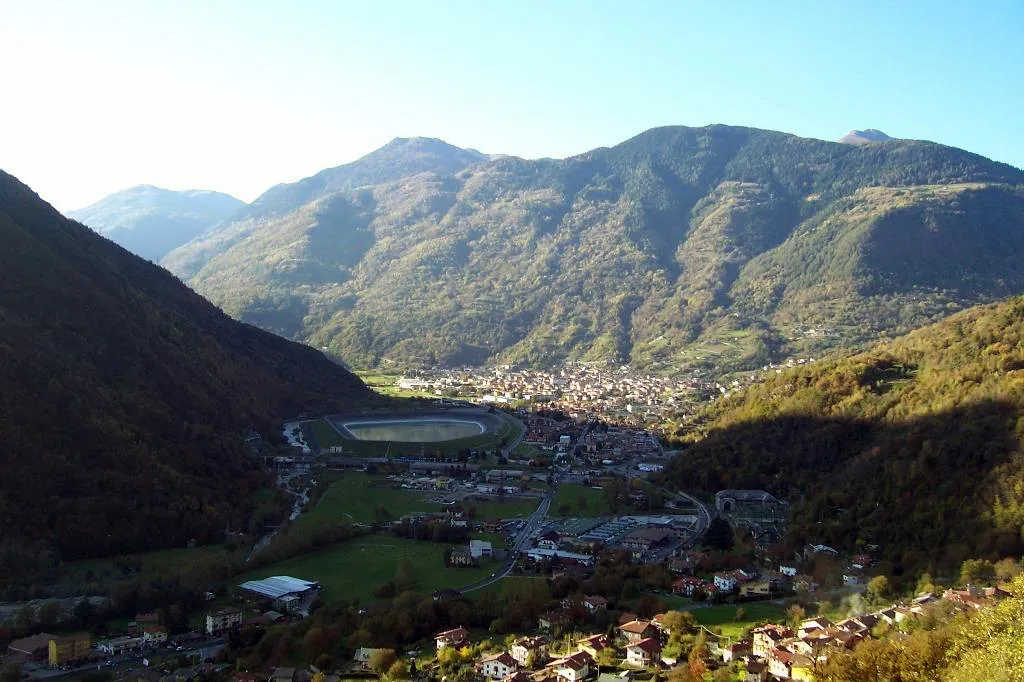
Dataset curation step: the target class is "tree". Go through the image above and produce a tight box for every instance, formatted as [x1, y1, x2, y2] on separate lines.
[395, 558, 417, 592]
[703, 517, 734, 551]
[604, 478, 625, 513]
[0, 662, 21, 682]
[661, 610, 696, 637]
[387, 660, 410, 680]
[38, 601, 61, 628]
[688, 631, 708, 680]
[374, 505, 393, 526]
[866, 575, 892, 603]
[369, 649, 397, 675]
[735, 607, 747, 621]
[304, 627, 327, 660]
[786, 604, 806, 627]
[959, 559, 995, 586]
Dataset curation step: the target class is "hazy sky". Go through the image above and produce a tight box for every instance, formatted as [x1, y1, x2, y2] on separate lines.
[2, 0, 1022, 212]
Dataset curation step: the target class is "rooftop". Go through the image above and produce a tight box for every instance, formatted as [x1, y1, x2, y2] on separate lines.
[238, 575, 319, 599]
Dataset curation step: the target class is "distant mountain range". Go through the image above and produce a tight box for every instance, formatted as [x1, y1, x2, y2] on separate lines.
[68, 185, 244, 261]
[0, 170, 375, 565]
[156, 125, 1024, 374]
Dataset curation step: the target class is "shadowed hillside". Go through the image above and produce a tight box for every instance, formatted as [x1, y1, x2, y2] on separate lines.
[0, 170, 378, 564]
[660, 296, 1024, 574]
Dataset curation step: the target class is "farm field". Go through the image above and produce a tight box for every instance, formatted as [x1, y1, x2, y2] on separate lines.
[692, 601, 788, 638]
[240, 535, 496, 605]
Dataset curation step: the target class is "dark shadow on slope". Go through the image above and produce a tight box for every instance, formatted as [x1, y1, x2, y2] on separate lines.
[659, 399, 1024, 575]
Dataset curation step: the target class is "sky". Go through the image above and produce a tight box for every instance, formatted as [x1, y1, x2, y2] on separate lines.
[1, 0, 1022, 212]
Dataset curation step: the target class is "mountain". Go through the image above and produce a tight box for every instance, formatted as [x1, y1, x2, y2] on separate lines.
[0, 170, 376, 566]
[660, 294, 1024, 574]
[68, 185, 244, 262]
[162, 125, 1024, 373]
[838, 128, 894, 145]
[163, 137, 487, 279]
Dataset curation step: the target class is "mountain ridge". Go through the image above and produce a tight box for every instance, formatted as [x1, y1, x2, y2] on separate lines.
[161, 124, 1024, 373]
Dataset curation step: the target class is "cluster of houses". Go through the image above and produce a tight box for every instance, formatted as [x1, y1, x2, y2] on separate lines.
[422, 583, 1015, 682]
[398, 363, 702, 424]
[433, 619, 672, 682]
[722, 586, 1014, 680]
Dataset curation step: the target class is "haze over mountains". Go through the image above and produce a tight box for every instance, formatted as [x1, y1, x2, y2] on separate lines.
[69, 185, 244, 262]
[0, 170, 374, 563]
[154, 124, 1024, 374]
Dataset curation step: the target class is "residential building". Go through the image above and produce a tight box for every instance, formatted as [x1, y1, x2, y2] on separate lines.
[752, 624, 793, 659]
[48, 634, 91, 666]
[617, 620, 657, 643]
[768, 649, 814, 680]
[206, 607, 243, 635]
[779, 565, 798, 577]
[577, 633, 611, 658]
[550, 652, 592, 682]
[721, 640, 751, 663]
[744, 660, 767, 681]
[672, 577, 703, 596]
[435, 626, 469, 650]
[582, 595, 607, 611]
[538, 611, 573, 632]
[714, 573, 738, 593]
[625, 638, 661, 667]
[479, 652, 518, 679]
[511, 636, 548, 667]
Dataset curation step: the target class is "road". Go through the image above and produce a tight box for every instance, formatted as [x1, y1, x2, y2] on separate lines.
[458, 490, 553, 593]
[675, 489, 713, 539]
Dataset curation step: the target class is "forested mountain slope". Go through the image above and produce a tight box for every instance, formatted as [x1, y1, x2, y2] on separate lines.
[164, 125, 1024, 372]
[660, 295, 1024, 575]
[0, 170, 376, 563]
[68, 185, 244, 262]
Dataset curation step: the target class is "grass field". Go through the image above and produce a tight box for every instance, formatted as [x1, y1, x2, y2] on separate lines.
[299, 473, 542, 526]
[301, 473, 438, 525]
[692, 602, 788, 638]
[240, 535, 496, 604]
[355, 372, 438, 399]
[551, 483, 606, 517]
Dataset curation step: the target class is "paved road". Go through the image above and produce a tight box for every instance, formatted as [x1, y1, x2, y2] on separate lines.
[458, 491, 553, 593]
[670, 488, 713, 541]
